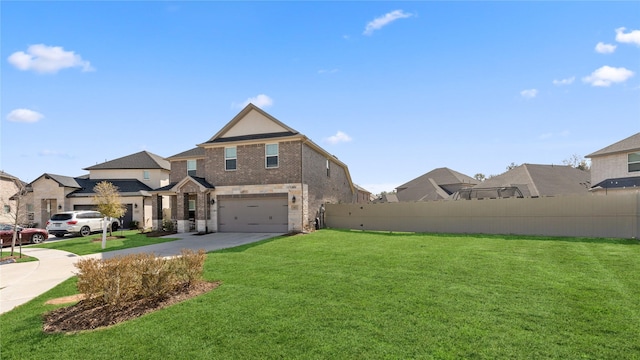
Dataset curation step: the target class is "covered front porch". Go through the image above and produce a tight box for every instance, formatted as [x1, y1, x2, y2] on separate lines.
[152, 177, 215, 233]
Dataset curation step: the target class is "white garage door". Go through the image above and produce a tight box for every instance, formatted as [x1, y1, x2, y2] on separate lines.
[218, 195, 288, 233]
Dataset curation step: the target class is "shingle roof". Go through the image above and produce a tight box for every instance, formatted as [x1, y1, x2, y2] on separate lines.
[469, 164, 590, 197]
[592, 176, 640, 189]
[191, 176, 215, 189]
[396, 167, 478, 201]
[586, 132, 640, 157]
[205, 132, 297, 144]
[67, 178, 154, 197]
[167, 147, 205, 160]
[84, 151, 170, 171]
[33, 173, 82, 188]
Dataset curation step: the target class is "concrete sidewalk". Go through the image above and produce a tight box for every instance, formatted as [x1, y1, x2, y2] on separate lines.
[0, 232, 281, 315]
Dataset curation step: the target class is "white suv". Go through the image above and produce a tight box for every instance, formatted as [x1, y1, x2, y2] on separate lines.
[46, 211, 121, 238]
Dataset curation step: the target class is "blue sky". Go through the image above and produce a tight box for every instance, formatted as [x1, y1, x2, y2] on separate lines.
[2, 1, 639, 194]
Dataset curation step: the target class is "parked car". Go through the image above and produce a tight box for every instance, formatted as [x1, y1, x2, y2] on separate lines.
[0, 224, 48, 247]
[45, 211, 121, 237]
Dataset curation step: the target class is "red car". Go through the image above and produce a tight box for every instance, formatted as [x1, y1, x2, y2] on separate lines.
[0, 224, 48, 247]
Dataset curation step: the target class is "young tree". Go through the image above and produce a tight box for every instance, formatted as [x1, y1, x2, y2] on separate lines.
[563, 154, 591, 171]
[93, 181, 127, 249]
[474, 173, 486, 182]
[506, 162, 519, 171]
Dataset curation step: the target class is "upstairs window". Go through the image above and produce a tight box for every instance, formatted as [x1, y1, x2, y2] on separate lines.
[266, 144, 279, 168]
[187, 160, 197, 177]
[3, 205, 10, 214]
[143, 170, 150, 180]
[629, 152, 640, 172]
[225, 147, 237, 171]
[326, 159, 330, 177]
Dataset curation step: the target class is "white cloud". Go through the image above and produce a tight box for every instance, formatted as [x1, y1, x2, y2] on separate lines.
[7, 44, 94, 74]
[6, 108, 44, 123]
[325, 131, 353, 145]
[520, 89, 538, 99]
[552, 77, 575, 86]
[363, 10, 413, 36]
[595, 42, 616, 54]
[582, 66, 634, 87]
[38, 149, 73, 158]
[615, 27, 640, 46]
[235, 94, 274, 109]
[539, 130, 569, 140]
[318, 68, 339, 74]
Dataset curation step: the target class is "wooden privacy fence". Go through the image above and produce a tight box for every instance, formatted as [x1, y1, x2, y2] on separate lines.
[325, 193, 639, 239]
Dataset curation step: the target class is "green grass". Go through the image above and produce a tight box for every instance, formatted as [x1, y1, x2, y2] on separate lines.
[30, 230, 179, 255]
[0, 249, 37, 263]
[2, 230, 639, 359]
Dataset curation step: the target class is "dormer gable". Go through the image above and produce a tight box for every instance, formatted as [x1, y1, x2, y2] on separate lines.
[201, 103, 299, 145]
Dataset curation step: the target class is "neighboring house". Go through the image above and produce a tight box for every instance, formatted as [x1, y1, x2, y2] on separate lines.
[396, 167, 478, 201]
[586, 132, 640, 194]
[152, 103, 357, 233]
[374, 192, 399, 203]
[354, 184, 372, 204]
[455, 164, 590, 199]
[0, 171, 27, 224]
[26, 151, 170, 229]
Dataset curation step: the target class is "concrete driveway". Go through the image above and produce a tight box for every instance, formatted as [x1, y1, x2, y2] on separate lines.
[0, 232, 282, 315]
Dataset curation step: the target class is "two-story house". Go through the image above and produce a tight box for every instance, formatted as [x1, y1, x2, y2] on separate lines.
[587, 132, 640, 194]
[152, 104, 357, 233]
[26, 151, 170, 228]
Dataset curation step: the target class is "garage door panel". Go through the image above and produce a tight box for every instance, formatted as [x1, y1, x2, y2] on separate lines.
[218, 196, 288, 233]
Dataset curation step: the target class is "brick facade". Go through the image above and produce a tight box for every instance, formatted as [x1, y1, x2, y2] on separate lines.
[203, 141, 302, 186]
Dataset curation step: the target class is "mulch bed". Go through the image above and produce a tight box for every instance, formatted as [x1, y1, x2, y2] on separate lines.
[43, 281, 220, 334]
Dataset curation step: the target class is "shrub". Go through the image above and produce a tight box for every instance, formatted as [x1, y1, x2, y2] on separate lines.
[75, 249, 207, 306]
[162, 219, 175, 232]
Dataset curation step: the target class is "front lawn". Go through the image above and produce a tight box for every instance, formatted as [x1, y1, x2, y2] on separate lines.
[31, 230, 179, 255]
[2, 230, 639, 359]
[0, 248, 37, 263]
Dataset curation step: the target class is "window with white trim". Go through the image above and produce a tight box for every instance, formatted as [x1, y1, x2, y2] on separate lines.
[629, 152, 640, 172]
[188, 200, 196, 211]
[266, 144, 279, 168]
[187, 160, 196, 177]
[225, 147, 237, 171]
[143, 170, 150, 180]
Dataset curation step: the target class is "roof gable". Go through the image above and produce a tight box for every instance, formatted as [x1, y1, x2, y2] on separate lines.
[586, 132, 640, 158]
[204, 104, 299, 144]
[472, 164, 590, 197]
[32, 173, 81, 188]
[396, 167, 478, 201]
[84, 151, 170, 171]
[397, 167, 478, 190]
